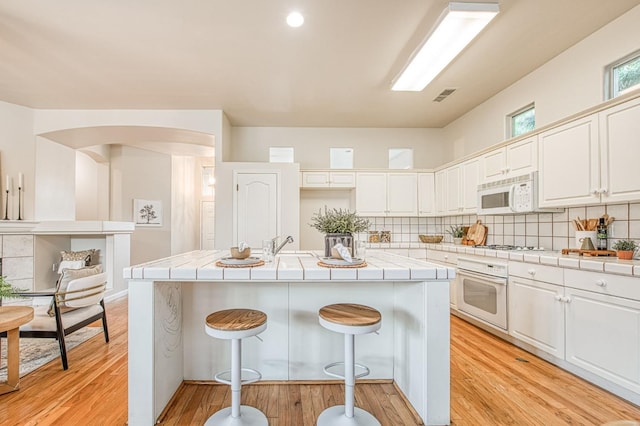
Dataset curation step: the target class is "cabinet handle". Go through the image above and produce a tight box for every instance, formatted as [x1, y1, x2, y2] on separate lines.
[599, 188, 608, 194]
[444, 255, 449, 260]
[554, 294, 562, 301]
[562, 296, 571, 303]
[596, 279, 607, 287]
[527, 268, 536, 276]
[591, 188, 599, 195]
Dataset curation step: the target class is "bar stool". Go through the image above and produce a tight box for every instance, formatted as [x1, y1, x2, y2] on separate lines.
[204, 308, 268, 426]
[317, 303, 382, 426]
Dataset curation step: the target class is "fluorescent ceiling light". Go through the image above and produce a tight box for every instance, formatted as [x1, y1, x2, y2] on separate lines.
[392, 2, 499, 92]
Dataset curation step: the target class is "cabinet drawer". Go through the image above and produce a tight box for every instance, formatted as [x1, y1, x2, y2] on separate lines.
[509, 261, 563, 285]
[564, 269, 640, 301]
[427, 250, 457, 265]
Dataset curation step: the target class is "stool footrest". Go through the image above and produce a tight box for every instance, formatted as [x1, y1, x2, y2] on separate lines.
[214, 368, 262, 385]
[323, 361, 370, 380]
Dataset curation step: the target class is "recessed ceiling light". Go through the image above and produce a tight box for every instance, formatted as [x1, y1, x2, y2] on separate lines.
[286, 11, 304, 28]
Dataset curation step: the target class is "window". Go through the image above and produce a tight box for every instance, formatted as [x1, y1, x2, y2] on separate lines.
[606, 50, 640, 99]
[508, 104, 535, 138]
[269, 147, 294, 163]
[330, 148, 353, 169]
[388, 148, 413, 169]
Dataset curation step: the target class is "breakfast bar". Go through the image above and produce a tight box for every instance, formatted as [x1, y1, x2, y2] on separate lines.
[124, 250, 455, 426]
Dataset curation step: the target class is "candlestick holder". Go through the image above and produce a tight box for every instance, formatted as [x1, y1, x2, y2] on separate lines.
[17, 186, 22, 221]
[3, 189, 8, 220]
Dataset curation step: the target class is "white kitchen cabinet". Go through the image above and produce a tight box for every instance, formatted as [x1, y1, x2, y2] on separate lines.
[564, 287, 640, 394]
[480, 137, 538, 183]
[300, 171, 355, 188]
[598, 96, 640, 204]
[426, 250, 458, 308]
[540, 97, 640, 207]
[355, 172, 417, 216]
[445, 164, 462, 215]
[461, 158, 480, 214]
[508, 276, 565, 359]
[417, 172, 435, 216]
[539, 114, 600, 207]
[434, 170, 446, 215]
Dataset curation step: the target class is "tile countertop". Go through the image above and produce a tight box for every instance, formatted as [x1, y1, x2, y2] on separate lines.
[422, 243, 640, 277]
[123, 250, 456, 282]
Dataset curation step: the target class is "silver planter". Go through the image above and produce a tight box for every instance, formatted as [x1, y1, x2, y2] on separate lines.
[324, 233, 353, 257]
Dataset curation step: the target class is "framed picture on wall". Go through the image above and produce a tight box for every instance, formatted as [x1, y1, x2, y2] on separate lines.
[133, 199, 162, 226]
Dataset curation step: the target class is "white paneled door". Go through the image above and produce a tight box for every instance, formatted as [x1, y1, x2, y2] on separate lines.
[234, 172, 279, 248]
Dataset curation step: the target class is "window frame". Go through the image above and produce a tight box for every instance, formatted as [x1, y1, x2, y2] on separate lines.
[605, 49, 640, 100]
[507, 103, 535, 139]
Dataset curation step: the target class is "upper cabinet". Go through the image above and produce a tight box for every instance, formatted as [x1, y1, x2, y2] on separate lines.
[539, 97, 640, 207]
[417, 172, 435, 216]
[599, 97, 640, 204]
[480, 137, 538, 183]
[539, 115, 600, 207]
[300, 171, 355, 189]
[461, 158, 480, 214]
[432, 158, 479, 216]
[356, 172, 417, 216]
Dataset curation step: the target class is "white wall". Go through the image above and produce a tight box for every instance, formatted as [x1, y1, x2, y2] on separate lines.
[230, 127, 446, 169]
[0, 101, 35, 220]
[171, 156, 199, 254]
[110, 145, 173, 265]
[34, 137, 76, 220]
[444, 4, 640, 160]
[75, 150, 110, 220]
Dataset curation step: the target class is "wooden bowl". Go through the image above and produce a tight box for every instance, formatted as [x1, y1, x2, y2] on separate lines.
[230, 246, 251, 259]
[419, 235, 443, 243]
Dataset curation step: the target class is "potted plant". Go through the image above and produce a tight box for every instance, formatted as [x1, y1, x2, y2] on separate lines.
[309, 207, 370, 257]
[0, 275, 25, 305]
[611, 239, 638, 260]
[447, 225, 465, 245]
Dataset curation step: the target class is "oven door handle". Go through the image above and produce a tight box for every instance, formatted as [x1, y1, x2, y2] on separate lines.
[457, 269, 507, 285]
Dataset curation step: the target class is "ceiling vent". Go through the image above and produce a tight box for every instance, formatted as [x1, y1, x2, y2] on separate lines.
[433, 88, 457, 102]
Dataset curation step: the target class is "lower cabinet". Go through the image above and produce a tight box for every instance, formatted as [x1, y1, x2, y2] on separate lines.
[564, 287, 640, 394]
[508, 276, 565, 359]
[509, 263, 640, 397]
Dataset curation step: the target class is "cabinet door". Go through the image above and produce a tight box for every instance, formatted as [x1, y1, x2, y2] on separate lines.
[301, 171, 330, 188]
[506, 137, 538, 177]
[387, 173, 417, 216]
[481, 148, 506, 183]
[417, 173, 435, 216]
[565, 288, 640, 394]
[461, 158, 480, 214]
[599, 97, 640, 204]
[234, 172, 278, 247]
[538, 114, 600, 207]
[445, 165, 462, 215]
[508, 277, 565, 358]
[355, 172, 387, 216]
[328, 172, 355, 188]
[434, 170, 446, 215]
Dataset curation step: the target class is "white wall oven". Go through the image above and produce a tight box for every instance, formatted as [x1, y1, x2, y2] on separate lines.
[456, 256, 508, 331]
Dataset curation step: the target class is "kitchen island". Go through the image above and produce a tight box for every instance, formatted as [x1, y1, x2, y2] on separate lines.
[124, 250, 455, 426]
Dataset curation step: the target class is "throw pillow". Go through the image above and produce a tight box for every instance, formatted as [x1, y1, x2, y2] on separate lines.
[60, 249, 97, 266]
[47, 264, 103, 317]
[57, 259, 86, 274]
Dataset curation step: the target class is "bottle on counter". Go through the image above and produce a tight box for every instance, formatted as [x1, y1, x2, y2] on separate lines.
[596, 217, 608, 250]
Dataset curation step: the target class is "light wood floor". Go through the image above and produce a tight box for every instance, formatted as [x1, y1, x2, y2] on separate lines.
[1, 296, 639, 425]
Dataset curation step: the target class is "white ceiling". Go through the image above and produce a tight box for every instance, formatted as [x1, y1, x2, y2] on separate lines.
[1, 0, 639, 130]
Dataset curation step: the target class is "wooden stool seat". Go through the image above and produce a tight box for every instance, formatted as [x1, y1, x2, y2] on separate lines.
[205, 309, 267, 340]
[319, 303, 381, 335]
[204, 308, 268, 426]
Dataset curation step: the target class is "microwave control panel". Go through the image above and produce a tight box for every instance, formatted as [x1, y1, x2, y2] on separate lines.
[512, 181, 534, 212]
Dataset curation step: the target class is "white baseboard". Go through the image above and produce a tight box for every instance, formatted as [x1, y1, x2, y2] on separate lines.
[105, 288, 128, 302]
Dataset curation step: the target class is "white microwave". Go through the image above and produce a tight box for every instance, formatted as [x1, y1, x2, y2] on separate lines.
[477, 172, 561, 215]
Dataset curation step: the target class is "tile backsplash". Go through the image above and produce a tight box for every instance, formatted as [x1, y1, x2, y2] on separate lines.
[360, 202, 640, 251]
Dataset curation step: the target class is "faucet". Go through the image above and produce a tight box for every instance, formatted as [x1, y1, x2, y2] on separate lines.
[272, 235, 294, 256]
